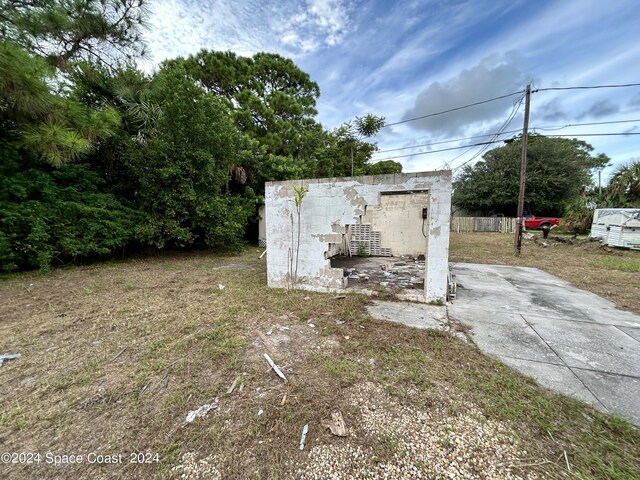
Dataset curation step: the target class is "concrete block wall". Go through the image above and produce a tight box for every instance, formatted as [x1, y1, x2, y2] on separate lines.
[361, 192, 429, 257]
[265, 171, 452, 302]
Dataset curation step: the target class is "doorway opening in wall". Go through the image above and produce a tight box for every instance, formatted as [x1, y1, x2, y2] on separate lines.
[327, 189, 429, 296]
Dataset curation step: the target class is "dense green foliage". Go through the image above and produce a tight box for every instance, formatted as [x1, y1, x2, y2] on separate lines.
[0, 143, 141, 271]
[115, 68, 256, 249]
[0, 2, 399, 272]
[453, 135, 609, 216]
[0, 0, 148, 69]
[609, 160, 640, 205]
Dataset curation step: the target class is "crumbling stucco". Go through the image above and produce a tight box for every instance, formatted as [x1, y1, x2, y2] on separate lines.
[265, 172, 452, 302]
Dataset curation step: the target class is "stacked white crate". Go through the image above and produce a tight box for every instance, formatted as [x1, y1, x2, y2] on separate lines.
[349, 224, 392, 256]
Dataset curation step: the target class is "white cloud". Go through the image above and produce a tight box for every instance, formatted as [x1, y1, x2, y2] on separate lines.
[277, 0, 351, 51]
[142, 0, 352, 70]
[400, 53, 527, 137]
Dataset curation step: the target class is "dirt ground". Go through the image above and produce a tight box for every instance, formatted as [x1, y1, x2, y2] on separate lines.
[449, 232, 640, 315]
[0, 246, 638, 479]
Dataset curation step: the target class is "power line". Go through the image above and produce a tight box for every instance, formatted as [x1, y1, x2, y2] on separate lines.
[382, 90, 525, 128]
[544, 132, 640, 137]
[370, 131, 640, 163]
[371, 140, 505, 161]
[534, 118, 640, 131]
[448, 93, 525, 171]
[376, 129, 521, 153]
[375, 118, 640, 154]
[378, 83, 640, 130]
[534, 83, 640, 92]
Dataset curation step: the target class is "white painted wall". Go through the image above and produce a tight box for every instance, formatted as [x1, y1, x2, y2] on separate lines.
[265, 172, 452, 302]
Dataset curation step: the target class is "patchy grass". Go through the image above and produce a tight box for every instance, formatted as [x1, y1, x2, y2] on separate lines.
[0, 248, 638, 479]
[449, 232, 640, 314]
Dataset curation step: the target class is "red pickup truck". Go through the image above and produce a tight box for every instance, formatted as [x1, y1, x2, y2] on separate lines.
[524, 215, 560, 229]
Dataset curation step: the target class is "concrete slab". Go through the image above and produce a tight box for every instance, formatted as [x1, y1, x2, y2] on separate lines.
[524, 315, 640, 376]
[618, 326, 640, 343]
[498, 356, 603, 409]
[467, 321, 563, 365]
[367, 301, 447, 330]
[448, 263, 640, 426]
[572, 369, 640, 426]
[451, 263, 640, 328]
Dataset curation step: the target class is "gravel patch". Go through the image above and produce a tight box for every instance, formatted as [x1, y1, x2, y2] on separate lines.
[171, 452, 222, 480]
[297, 382, 539, 480]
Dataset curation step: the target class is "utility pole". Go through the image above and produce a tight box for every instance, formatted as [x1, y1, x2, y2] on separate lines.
[514, 84, 531, 256]
[598, 168, 602, 194]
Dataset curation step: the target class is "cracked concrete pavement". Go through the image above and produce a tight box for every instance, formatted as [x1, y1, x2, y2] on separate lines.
[367, 263, 640, 426]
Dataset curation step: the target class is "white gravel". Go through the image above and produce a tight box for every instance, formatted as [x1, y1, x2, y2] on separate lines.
[171, 452, 221, 480]
[297, 382, 538, 480]
[171, 383, 542, 479]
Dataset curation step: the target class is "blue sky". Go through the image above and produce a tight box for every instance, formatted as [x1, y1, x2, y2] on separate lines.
[143, 0, 640, 180]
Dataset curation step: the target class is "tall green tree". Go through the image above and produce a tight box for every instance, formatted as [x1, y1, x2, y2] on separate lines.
[0, 0, 148, 69]
[166, 51, 320, 156]
[0, 41, 121, 166]
[453, 135, 609, 216]
[335, 114, 386, 176]
[114, 65, 256, 249]
[1, 0, 149, 167]
[609, 160, 640, 205]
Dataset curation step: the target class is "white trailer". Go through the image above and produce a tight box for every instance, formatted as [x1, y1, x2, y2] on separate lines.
[590, 208, 640, 250]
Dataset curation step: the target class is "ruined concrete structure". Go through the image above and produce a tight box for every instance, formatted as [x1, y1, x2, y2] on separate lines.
[264, 171, 452, 302]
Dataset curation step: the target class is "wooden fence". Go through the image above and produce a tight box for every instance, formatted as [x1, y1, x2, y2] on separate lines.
[451, 217, 516, 233]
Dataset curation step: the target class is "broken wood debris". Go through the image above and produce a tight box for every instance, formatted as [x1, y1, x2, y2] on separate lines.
[111, 348, 126, 361]
[140, 379, 152, 394]
[321, 410, 347, 437]
[263, 353, 287, 382]
[299, 423, 309, 450]
[227, 376, 242, 395]
[563, 450, 571, 472]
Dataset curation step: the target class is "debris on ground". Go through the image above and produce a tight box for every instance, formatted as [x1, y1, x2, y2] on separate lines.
[335, 319, 345, 325]
[332, 256, 426, 292]
[171, 452, 222, 480]
[0, 353, 21, 367]
[218, 284, 225, 290]
[263, 353, 287, 382]
[111, 348, 126, 361]
[185, 401, 218, 423]
[227, 376, 241, 395]
[321, 410, 348, 437]
[257, 331, 278, 357]
[299, 423, 309, 450]
[298, 382, 535, 480]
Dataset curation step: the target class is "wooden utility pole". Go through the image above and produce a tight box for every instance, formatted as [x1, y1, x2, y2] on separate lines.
[514, 84, 531, 255]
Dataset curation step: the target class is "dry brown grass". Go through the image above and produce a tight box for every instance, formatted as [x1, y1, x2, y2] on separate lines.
[0, 247, 638, 479]
[450, 232, 640, 315]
